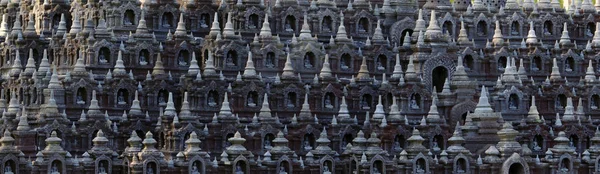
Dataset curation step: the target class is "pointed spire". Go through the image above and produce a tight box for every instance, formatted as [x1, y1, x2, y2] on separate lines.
[282, 52, 295, 78]
[356, 57, 370, 80]
[335, 11, 348, 41]
[492, 20, 504, 46]
[243, 49, 257, 78]
[299, 13, 312, 39]
[113, 50, 126, 75]
[24, 49, 36, 75]
[152, 53, 165, 76]
[209, 13, 221, 37]
[425, 10, 442, 38]
[219, 92, 233, 117]
[560, 22, 571, 45]
[319, 54, 332, 79]
[526, 21, 538, 44]
[223, 12, 235, 37]
[550, 58, 562, 81]
[586, 59, 596, 82]
[474, 86, 493, 113]
[174, 13, 187, 36]
[259, 14, 272, 37]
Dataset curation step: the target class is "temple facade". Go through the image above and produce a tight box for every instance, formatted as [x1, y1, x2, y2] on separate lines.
[0, 0, 599, 173]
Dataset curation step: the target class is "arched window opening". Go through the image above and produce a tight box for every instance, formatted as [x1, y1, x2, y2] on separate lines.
[532, 135, 543, 151]
[162, 12, 174, 28]
[76, 88, 86, 105]
[304, 52, 315, 69]
[48, 14, 60, 31]
[340, 53, 352, 70]
[191, 160, 203, 174]
[455, 158, 467, 173]
[98, 47, 110, 64]
[415, 158, 427, 173]
[385, 93, 393, 108]
[235, 161, 247, 174]
[324, 92, 335, 109]
[322, 16, 333, 32]
[569, 135, 579, 150]
[432, 135, 444, 151]
[565, 57, 575, 72]
[464, 55, 474, 70]
[97, 160, 109, 174]
[146, 162, 157, 174]
[341, 134, 353, 151]
[409, 93, 421, 109]
[544, 21, 553, 35]
[432, 66, 448, 92]
[117, 89, 129, 105]
[443, 21, 452, 35]
[263, 133, 274, 150]
[225, 51, 238, 67]
[286, 92, 297, 108]
[508, 94, 519, 110]
[284, 16, 296, 32]
[393, 135, 405, 151]
[398, 29, 413, 44]
[303, 133, 315, 150]
[508, 163, 524, 174]
[477, 21, 487, 36]
[360, 94, 372, 109]
[139, 49, 149, 65]
[358, 18, 369, 33]
[532, 56, 542, 71]
[372, 160, 384, 174]
[199, 13, 210, 28]
[207, 91, 219, 107]
[157, 90, 168, 105]
[178, 50, 190, 66]
[322, 160, 333, 174]
[50, 160, 62, 174]
[587, 22, 595, 37]
[246, 91, 258, 107]
[224, 133, 234, 148]
[248, 14, 259, 29]
[278, 161, 290, 174]
[559, 158, 571, 172]
[592, 95, 600, 109]
[376, 55, 387, 71]
[123, 10, 135, 26]
[265, 52, 276, 68]
[498, 56, 507, 70]
[511, 21, 520, 36]
[556, 94, 567, 109]
[4, 160, 15, 174]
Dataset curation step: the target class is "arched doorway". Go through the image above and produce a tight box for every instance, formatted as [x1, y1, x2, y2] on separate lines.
[508, 163, 524, 174]
[432, 66, 448, 93]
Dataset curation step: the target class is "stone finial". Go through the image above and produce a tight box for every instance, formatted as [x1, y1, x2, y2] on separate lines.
[259, 14, 272, 37]
[0, 14, 8, 37]
[560, 22, 571, 45]
[338, 96, 350, 119]
[392, 54, 403, 78]
[24, 49, 36, 75]
[188, 52, 200, 75]
[299, 13, 312, 39]
[219, 92, 233, 117]
[527, 96, 540, 121]
[209, 13, 220, 37]
[152, 53, 165, 75]
[142, 131, 158, 152]
[113, 50, 126, 75]
[425, 10, 442, 38]
[335, 11, 348, 41]
[136, 9, 149, 34]
[492, 20, 504, 46]
[185, 132, 202, 154]
[372, 95, 385, 120]
[373, 20, 385, 41]
[356, 57, 370, 80]
[562, 97, 575, 121]
[259, 93, 272, 118]
[16, 108, 29, 131]
[243, 49, 257, 78]
[474, 86, 493, 113]
[174, 13, 187, 36]
[549, 58, 562, 81]
[414, 9, 426, 34]
[43, 131, 64, 152]
[282, 52, 295, 78]
[223, 12, 235, 37]
[526, 21, 538, 44]
[585, 59, 596, 82]
[319, 54, 332, 79]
